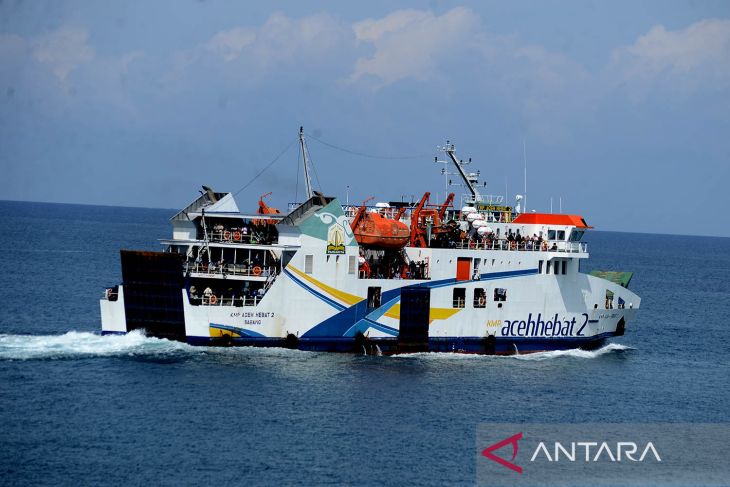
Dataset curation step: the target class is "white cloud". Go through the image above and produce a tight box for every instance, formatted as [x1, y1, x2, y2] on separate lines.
[610, 19, 730, 95]
[31, 27, 95, 81]
[206, 27, 256, 62]
[253, 12, 347, 64]
[201, 12, 349, 67]
[349, 7, 480, 86]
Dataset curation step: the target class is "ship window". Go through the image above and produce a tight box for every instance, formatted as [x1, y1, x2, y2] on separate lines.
[305, 254, 313, 274]
[348, 255, 357, 275]
[554, 261, 559, 275]
[453, 288, 466, 308]
[569, 230, 585, 242]
[367, 287, 381, 310]
[546, 261, 551, 274]
[557, 230, 566, 240]
[548, 229, 556, 240]
[474, 288, 486, 308]
[562, 260, 567, 275]
[538, 260, 543, 274]
[494, 288, 507, 302]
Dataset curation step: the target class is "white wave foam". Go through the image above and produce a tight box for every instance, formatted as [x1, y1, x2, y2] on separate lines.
[0, 330, 190, 361]
[511, 343, 633, 361]
[390, 343, 633, 361]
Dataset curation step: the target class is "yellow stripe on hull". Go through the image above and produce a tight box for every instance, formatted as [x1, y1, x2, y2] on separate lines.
[288, 265, 461, 323]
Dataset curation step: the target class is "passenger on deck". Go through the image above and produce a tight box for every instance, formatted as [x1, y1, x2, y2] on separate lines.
[203, 286, 214, 305]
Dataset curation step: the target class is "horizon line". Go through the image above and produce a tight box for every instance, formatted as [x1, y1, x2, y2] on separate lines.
[1, 198, 728, 240]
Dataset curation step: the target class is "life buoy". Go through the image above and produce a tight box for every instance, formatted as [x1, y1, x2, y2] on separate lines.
[209, 294, 217, 305]
[233, 231, 242, 241]
[223, 230, 231, 240]
[252, 266, 262, 276]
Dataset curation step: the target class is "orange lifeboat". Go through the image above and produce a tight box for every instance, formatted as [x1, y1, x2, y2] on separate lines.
[351, 200, 410, 249]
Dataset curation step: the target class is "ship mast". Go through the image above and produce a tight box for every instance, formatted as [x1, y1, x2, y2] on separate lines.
[442, 142, 482, 205]
[299, 126, 314, 199]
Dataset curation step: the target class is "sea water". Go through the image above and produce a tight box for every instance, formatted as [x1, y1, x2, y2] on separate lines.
[0, 200, 728, 486]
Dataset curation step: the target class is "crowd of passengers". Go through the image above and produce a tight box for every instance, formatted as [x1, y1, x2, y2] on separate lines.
[188, 283, 268, 306]
[187, 258, 278, 277]
[185, 246, 280, 278]
[463, 229, 557, 251]
[208, 220, 278, 245]
[429, 221, 557, 251]
[358, 250, 429, 280]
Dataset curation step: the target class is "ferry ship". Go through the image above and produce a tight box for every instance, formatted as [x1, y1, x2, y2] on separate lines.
[100, 130, 641, 354]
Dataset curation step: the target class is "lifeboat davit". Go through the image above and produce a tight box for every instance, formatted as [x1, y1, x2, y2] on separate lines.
[350, 201, 410, 249]
[255, 192, 281, 224]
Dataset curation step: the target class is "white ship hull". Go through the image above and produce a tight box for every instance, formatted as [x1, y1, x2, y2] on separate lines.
[101, 196, 640, 354]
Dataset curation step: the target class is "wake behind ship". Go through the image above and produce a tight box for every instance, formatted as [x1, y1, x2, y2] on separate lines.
[100, 133, 641, 354]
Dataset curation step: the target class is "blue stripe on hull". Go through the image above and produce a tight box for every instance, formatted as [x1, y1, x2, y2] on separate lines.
[187, 333, 615, 354]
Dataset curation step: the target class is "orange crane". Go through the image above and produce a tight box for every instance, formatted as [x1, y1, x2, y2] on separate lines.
[409, 192, 455, 247]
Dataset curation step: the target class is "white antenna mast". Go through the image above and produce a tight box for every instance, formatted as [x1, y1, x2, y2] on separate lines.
[523, 139, 527, 213]
[441, 141, 482, 204]
[299, 126, 314, 199]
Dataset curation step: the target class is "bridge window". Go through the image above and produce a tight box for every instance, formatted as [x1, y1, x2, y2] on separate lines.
[474, 288, 486, 308]
[453, 288, 466, 308]
[569, 230, 585, 242]
[548, 229, 556, 240]
[557, 230, 566, 240]
[305, 254, 313, 274]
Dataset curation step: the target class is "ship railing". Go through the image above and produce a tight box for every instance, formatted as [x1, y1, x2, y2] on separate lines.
[207, 230, 276, 245]
[189, 294, 263, 307]
[455, 240, 587, 253]
[184, 261, 278, 278]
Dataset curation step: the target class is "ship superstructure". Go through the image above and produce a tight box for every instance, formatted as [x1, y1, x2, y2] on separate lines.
[101, 134, 640, 354]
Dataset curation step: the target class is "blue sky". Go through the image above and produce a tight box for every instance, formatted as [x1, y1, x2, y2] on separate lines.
[1, 1, 729, 236]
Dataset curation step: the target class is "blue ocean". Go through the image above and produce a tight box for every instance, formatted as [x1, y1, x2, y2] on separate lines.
[0, 200, 728, 486]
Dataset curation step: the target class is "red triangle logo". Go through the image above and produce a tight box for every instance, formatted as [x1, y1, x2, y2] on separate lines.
[482, 432, 523, 474]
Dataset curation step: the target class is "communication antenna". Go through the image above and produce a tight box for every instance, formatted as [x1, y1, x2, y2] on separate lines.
[523, 139, 528, 213]
[439, 141, 482, 204]
[505, 177, 508, 208]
